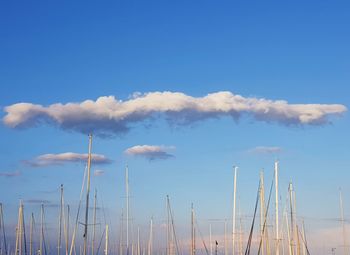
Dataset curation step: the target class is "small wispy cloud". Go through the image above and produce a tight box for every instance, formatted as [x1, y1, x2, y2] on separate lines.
[24, 199, 51, 204]
[94, 169, 105, 176]
[125, 145, 175, 161]
[0, 170, 21, 177]
[3, 91, 346, 137]
[249, 146, 282, 154]
[23, 152, 112, 167]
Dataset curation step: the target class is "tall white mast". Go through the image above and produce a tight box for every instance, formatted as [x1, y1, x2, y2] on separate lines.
[260, 171, 265, 255]
[105, 225, 109, 255]
[232, 166, 238, 255]
[83, 134, 93, 255]
[147, 217, 153, 255]
[167, 197, 170, 255]
[30, 213, 34, 255]
[191, 204, 195, 255]
[92, 189, 97, 255]
[293, 190, 298, 255]
[340, 189, 348, 255]
[58, 184, 64, 255]
[285, 209, 292, 255]
[126, 165, 130, 255]
[65, 205, 70, 255]
[275, 161, 280, 255]
[301, 221, 306, 255]
[288, 182, 294, 255]
[0, 203, 8, 255]
[40, 204, 44, 255]
[137, 227, 140, 255]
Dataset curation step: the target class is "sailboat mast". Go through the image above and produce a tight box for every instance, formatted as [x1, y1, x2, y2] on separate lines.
[275, 161, 279, 255]
[147, 217, 153, 255]
[260, 171, 265, 255]
[83, 134, 93, 255]
[137, 227, 140, 255]
[288, 183, 294, 255]
[166, 197, 170, 255]
[58, 184, 64, 255]
[340, 189, 348, 255]
[191, 204, 195, 255]
[29, 213, 34, 255]
[0, 203, 8, 255]
[66, 205, 70, 255]
[15, 201, 20, 255]
[301, 221, 306, 255]
[92, 189, 97, 255]
[105, 225, 109, 255]
[126, 166, 130, 255]
[40, 204, 43, 255]
[232, 166, 238, 255]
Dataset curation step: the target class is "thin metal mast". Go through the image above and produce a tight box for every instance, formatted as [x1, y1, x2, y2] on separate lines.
[0, 203, 7, 255]
[147, 217, 153, 255]
[301, 221, 306, 255]
[260, 171, 265, 255]
[288, 183, 294, 255]
[58, 184, 64, 255]
[126, 165, 130, 255]
[66, 205, 70, 255]
[30, 213, 34, 255]
[191, 204, 195, 255]
[293, 190, 298, 255]
[340, 189, 348, 255]
[137, 227, 140, 255]
[285, 209, 292, 255]
[40, 204, 44, 255]
[232, 166, 238, 255]
[83, 134, 93, 255]
[15, 201, 21, 255]
[104, 225, 109, 255]
[92, 189, 97, 255]
[275, 161, 279, 255]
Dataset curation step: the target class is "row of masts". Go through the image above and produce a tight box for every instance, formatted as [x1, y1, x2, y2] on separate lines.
[1, 135, 350, 255]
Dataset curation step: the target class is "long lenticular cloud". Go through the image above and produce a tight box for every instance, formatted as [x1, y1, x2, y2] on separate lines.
[3, 91, 347, 136]
[125, 145, 175, 160]
[24, 152, 112, 167]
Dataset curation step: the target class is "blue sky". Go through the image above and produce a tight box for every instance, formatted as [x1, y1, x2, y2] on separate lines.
[1, 0, 350, 253]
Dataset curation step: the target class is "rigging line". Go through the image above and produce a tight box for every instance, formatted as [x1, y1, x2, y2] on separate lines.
[297, 226, 310, 255]
[168, 198, 181, 255]
[244, 180, 261, 255]
[257, 178, 274, 255]
[42, 207, 48, 255]
[69, 164, 88, 255]
[0, 204, 8, 255]
[96, 228, 106, 255]
[22, 206, 28, 255]
[194, 218, 209, 255]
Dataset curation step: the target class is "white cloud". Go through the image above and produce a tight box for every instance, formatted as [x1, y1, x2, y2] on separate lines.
[3, 91, 347, 136]
[94, 169, 105, 176]
[0, 170, 21, 177]
[125, 145, 175, 160]
[24, 152, 112, 167]
[24, 199, 51, 204]
[249, 146, 282, 154]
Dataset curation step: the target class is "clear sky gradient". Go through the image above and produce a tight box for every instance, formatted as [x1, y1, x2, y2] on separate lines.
[1, 1, 350, 253]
